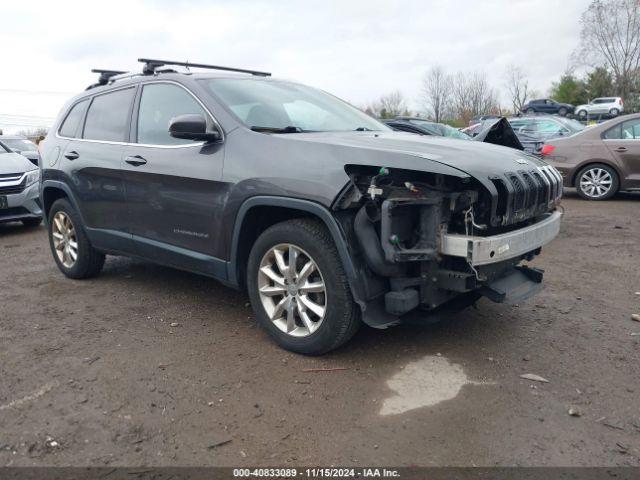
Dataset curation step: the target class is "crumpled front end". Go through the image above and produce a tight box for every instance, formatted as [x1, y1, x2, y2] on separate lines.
[334, 164, 562, 327]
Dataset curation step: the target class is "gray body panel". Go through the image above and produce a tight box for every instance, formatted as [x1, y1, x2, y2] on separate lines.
[40, 72, 558, 318]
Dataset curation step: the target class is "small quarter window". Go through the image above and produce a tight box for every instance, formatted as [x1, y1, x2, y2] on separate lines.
[603, 124, 621, 139]
[59, 100, 89, 138]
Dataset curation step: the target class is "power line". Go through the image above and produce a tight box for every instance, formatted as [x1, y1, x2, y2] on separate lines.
[0, 88, 75, 95]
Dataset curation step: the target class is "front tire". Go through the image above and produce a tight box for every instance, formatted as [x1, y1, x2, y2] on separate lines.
[526, 108, 535, 114]
[48, 198, 105, 279]
[247, 218, 360, 355]
[558, 107, 568, 116]
[576, 164, 619, 201]
[577, 109, 588, 119]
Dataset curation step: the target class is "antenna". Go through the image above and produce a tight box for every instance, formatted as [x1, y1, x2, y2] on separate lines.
[138, 58, 271, 77]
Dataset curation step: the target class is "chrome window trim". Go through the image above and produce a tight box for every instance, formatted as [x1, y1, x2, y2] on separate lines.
[55, 80, 225, 149]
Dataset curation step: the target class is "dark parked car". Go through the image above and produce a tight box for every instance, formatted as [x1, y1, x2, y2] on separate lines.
[40, 59, 563, 354]
[521, 98, 574, 116]
[0, 135, 40, 166]
[541, 113, 640, 200]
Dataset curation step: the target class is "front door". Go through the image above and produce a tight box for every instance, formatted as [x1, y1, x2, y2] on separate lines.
[121, 81, 227, 276]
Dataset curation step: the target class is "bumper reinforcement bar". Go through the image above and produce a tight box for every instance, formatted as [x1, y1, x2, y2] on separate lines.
[440, 210, 562, 266]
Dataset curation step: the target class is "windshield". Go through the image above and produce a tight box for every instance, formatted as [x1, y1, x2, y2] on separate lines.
[205, 79, 388, 132]
[409, 119, 470, 140]
[0, 142, 10, 153]
[1, 138, 37, 152]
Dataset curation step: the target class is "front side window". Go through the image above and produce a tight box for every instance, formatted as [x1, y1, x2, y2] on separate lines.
[205, 79, 387, 133]
[137, 83, 208, 145]
[59, 100, 89, 138]
[83, 88, 135, 142]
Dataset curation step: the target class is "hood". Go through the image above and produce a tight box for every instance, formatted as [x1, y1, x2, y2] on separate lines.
[283, 131, 546, 181]
[0, 152, 38, 174]
[472, 117, 525, 151]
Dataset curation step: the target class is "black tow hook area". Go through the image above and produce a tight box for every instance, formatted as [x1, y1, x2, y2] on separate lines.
[479, 266, 544, 304]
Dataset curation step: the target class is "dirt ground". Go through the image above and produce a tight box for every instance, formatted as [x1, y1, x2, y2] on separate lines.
[1, 190, 639, 467]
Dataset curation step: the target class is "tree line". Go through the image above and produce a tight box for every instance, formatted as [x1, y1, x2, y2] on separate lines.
[364, 0, 640, 125]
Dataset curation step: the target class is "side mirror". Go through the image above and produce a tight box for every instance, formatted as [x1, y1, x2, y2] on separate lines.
[168, 114, 221, 142]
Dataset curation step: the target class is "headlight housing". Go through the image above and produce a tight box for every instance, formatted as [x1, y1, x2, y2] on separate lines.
[24, 169, 40, 187]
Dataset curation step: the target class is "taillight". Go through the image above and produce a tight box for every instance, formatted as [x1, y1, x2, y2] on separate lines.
[541, 145, 556, 156]
[620, 98, 624, 106]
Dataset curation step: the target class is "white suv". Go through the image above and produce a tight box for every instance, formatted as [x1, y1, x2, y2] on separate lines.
[575, 97, 624, 118]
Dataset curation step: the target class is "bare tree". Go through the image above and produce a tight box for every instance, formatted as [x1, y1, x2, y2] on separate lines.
[16, 127, 48, 139]
[504, 64, 529, 113]
[369, 90, 408, 118]
[575, 0, 640, 99]
[450, 72, 499, 123]
[422, 66, 452, 122]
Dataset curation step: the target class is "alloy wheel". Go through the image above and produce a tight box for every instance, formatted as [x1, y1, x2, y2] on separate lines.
[257, 243, 326, 337]
[51, 211, 78, 268]
[579, 168, 612, 199]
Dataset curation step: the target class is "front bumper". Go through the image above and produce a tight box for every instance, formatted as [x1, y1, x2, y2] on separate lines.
[0, 181, 42, 223]
[440, 211, 562, 266]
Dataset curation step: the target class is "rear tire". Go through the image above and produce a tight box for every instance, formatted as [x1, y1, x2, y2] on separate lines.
[247, 218, 360, 355]
[48, 198, 105, 279]
[575, 164, 619, 201]
[21, 217, 42, 228]
[609, 108, 620, 117]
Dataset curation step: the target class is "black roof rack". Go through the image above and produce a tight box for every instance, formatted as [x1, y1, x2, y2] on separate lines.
[138, 58, 271, 77]
[86, 69, 128, 90]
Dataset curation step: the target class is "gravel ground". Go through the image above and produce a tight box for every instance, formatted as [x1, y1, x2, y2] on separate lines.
[0, 191, 639, 467]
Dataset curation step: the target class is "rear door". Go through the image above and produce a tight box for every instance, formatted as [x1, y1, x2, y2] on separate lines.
[61, 86, 136, 252]
[591, 98, 607, 114]
[603, 118, 640, 187]
[121, 81, 227, 275]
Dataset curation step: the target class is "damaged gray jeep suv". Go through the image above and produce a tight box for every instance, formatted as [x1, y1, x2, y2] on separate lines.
[40, 59, 562, 354]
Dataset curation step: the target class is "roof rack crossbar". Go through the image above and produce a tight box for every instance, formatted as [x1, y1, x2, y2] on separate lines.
[91, 69, 128, 84]
[138, 58, 271, 77]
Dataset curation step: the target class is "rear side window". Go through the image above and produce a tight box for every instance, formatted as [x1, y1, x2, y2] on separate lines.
[603, 124, 621, 139]
[137, 83, 208, 145]
[83, 88, 135, 142]
[59, 100, 89, 138]
[621, 119, 640, 139]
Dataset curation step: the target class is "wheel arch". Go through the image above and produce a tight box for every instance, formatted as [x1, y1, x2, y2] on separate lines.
[41, 181, 82, 224]
[570, 160, 622, 188]
[228, 196, 364, 304]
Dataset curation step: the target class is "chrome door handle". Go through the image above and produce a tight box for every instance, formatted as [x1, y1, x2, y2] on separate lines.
[614, 147, 627, 152]
[64, 150, 79, 160]
[125, 155, 147, 166]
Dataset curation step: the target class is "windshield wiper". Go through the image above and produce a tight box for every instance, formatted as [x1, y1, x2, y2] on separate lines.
[354, 127, 374, 131]
[251, 125, 305, 134]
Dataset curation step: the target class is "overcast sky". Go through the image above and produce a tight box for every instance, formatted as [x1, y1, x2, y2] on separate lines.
[0, 0, 589, 133]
